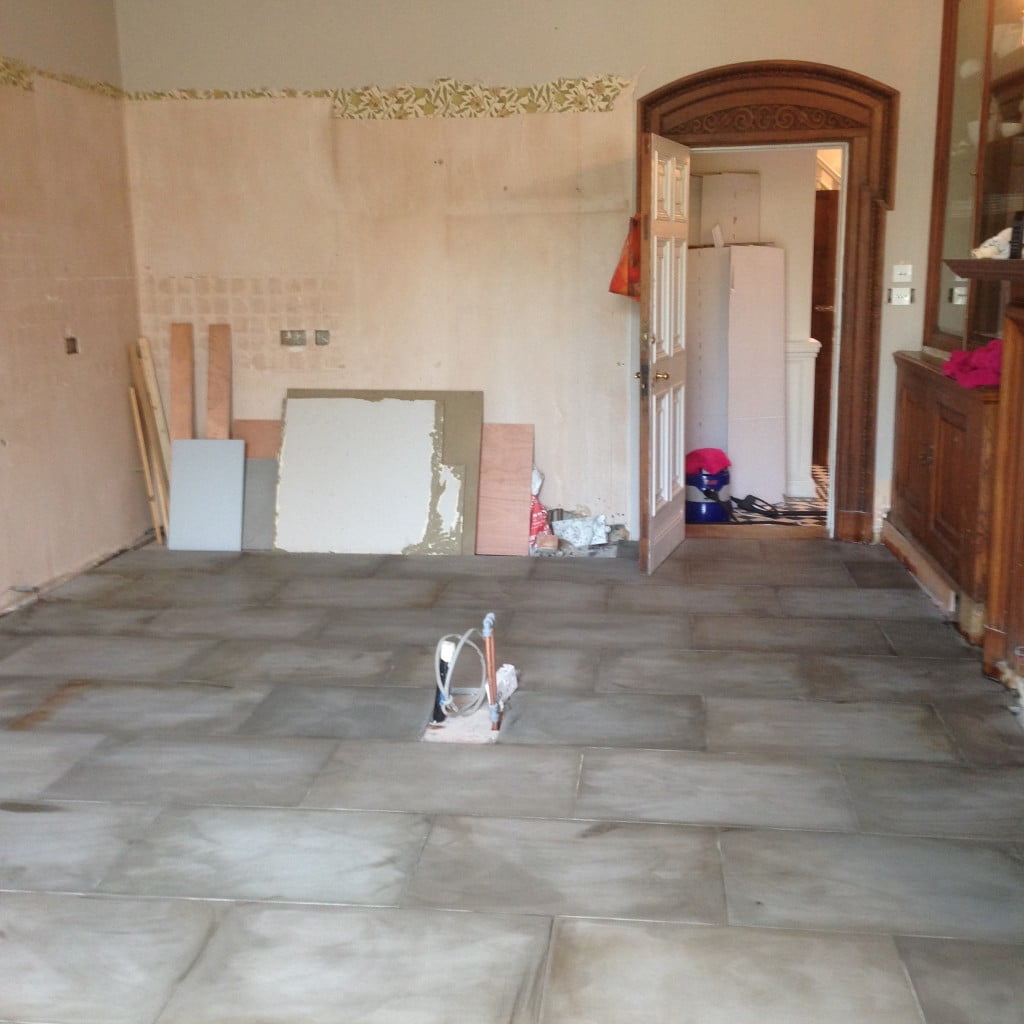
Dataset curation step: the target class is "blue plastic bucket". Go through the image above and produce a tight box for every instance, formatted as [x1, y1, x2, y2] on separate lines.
[685, 469, 732, 524]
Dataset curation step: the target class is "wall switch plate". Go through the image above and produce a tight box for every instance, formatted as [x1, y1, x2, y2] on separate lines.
[314, 329, 330, 346]
[888, 286, 914, 305]
[280, 329, 307, 347]
[949, 285, 968, 306]
[892, 263, 913, 283]
[64, 336, 79, 354]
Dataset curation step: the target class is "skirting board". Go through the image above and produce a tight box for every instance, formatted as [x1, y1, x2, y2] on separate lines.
[168, 439, 245, 551]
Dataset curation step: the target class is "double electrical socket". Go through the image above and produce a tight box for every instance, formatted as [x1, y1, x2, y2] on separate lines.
[280, 329, 331, 346]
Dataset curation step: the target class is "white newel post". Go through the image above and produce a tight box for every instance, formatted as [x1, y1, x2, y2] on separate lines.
[785, 338, 822, 498]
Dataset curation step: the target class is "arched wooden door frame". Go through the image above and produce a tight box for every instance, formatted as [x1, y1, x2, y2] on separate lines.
[638, 61, 899, 542]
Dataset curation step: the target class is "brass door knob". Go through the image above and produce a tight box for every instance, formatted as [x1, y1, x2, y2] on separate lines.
[654, 371, 670, 380]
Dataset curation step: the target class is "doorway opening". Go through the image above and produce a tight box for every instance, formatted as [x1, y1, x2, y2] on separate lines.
[684, 142, 846, 538]
[637, 61, 898, 550]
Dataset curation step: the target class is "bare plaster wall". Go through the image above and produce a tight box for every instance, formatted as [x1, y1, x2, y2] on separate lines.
[114, 0, 943, 533]
[0, 76, 145, 608]
[125, 97, 636, 521]
[0, 0, 121, 83]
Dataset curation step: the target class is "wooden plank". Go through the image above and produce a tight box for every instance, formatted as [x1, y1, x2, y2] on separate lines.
[128, 341, 170, 506]
[169, 322, 195, 441]
[231, 419, 282, 459]
[136, 336, 172, 476]
[475, 424, 534, 556]
[129, 386, 165, 543]
[206, 323, 232, 440]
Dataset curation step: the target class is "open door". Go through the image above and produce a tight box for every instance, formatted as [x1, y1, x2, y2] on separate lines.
[638, 133, 690, 574]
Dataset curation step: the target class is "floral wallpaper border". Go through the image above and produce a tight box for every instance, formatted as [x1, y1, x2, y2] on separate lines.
[0, 55, 630, 118]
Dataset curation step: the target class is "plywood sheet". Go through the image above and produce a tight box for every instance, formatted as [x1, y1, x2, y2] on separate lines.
[168, 439, 245, 551]
[169, 322, 194, 440]
[476, 424, 534, 556]
[206, 323, 232, 440]
[231, 419, 282, 459]
[281, 389, 482, 554]
[276, 390, 482, 554]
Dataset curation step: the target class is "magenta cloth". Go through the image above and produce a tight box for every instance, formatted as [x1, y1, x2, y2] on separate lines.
[685, 448, 731, 475]
[942, 338, 1003, 388]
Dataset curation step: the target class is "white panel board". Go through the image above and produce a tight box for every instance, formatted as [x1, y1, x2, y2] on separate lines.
[168, 439, 245, 551]
[275, 396, 448, 553]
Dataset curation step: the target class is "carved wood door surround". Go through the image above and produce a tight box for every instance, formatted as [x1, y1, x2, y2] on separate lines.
[638, 61, 899, 542]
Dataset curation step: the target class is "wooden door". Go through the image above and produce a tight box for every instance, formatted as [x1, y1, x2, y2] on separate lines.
[811, 189, 839, 467]
[638, 133, 690, 574]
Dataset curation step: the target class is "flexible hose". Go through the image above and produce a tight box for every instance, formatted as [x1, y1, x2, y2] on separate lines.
[433, 628, 490, 717]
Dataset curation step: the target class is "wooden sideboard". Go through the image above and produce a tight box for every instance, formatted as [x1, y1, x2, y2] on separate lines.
[889, 351, 999, 624]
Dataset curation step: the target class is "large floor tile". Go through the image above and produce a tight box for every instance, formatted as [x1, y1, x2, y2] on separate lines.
[692, 613, 891, 654]
[608, 582, 783, 616]
[499, 692, 704, 749]
[376, 554, 534, 580]
[0, 677, 66, 725]
[237, 685, 431, 740]
[303, 740, 582, 818]
[706, 697, 960, 761]
[0, 801, 159, 892]
[159, 904, 549, 1024]
[435, 577, 609, 613]
[0, 603, 159, 635]
[0, 635, 216, 680]
[44, 736, 337, 805]
[841, 760, 1024, 838]
[318, 608, 478, 646]
[186, 638, 394, 684]
[405, 815, 725, 921]
[273, 576, 443, 608]
[95, 547, 241, 573]
[0, 730, 107, 798]
[105, 572, 284, 607]
[777, 586, 942, 620]
[223, 551, 387, 577]
[100, 805, 429, 904]
[896, 936, 1024, 1024]
[15, 681, 272, 737]
[880, 619, 979, 659]
[0, 891, 215, 1024]
[595, 648, 811, 698]
[575, 748, 856, 830]
[541, 919, 923, 1024]
[504, 609, 691, 649]
[934, 698, 1024, 766]
[676, 560, 857, 587]
[722, 829, 1024, 941]
[804, 653, 995, 702]
[143, 605, 330, 639]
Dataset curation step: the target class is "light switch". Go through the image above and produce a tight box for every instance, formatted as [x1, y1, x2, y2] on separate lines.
[892, 263, 913, 283]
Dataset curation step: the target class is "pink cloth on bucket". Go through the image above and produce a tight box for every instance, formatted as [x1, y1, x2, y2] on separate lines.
[685, 448, 731, 475]
[942, 338, 1003, 388]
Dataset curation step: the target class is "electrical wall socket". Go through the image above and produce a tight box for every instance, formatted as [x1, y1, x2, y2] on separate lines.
[314, 329, 330, 346]
[280, 329, 307, 347]
[888, 286, 914, 306]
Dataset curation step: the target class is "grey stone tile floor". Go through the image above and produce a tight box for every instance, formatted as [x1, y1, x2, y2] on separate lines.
[0, 537, 1022, 1023]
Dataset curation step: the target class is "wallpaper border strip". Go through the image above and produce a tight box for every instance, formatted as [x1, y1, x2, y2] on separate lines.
[0, 56, 630, 117]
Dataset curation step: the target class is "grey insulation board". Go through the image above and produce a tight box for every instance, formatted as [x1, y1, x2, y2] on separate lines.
[242, 458, 277, 551]
[168, 439, 245, 551]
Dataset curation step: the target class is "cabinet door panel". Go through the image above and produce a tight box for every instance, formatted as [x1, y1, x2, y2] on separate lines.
[932, 399, 976, 578]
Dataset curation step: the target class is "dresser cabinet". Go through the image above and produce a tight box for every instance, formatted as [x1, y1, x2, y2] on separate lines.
[890, 351, 999, 603]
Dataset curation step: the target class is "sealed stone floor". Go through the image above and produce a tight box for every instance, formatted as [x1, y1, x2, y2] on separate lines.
[0, 538, 1022, 1023]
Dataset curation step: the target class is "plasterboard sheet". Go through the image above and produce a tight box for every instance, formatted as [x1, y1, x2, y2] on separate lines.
[276, 392, 481, 554]
[281, 389, 483, 555]
[167, 439, 245, 551]
[242, 458, 277, 551]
